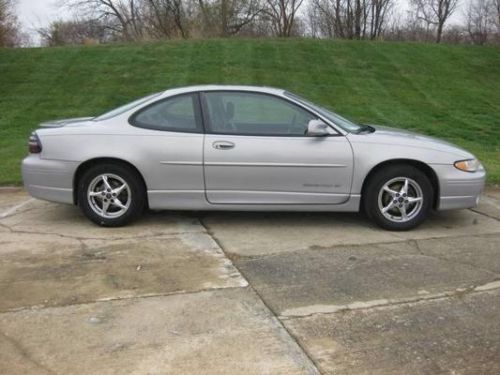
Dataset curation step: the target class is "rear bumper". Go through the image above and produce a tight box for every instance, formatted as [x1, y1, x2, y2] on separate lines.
[22, 154, 78, 204]
[432, 164, 486, 211]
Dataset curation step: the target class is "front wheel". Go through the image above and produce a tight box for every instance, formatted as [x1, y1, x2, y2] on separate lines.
[78, 163, 146, 227]
[364, 165, 433, 231]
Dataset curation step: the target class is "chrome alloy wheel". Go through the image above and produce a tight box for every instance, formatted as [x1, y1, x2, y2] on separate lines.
[87, 173, 131, 219]
[377, 177, 424, 223]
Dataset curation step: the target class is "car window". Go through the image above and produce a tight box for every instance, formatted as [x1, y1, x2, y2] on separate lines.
[204, 92, 316, 136]
[130, 94, 201, 132]
[284, 91, 361, 133]
[94, 93, 162, 121]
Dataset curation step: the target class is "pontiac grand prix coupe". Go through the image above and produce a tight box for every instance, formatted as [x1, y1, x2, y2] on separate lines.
[22, 85, 485, 230]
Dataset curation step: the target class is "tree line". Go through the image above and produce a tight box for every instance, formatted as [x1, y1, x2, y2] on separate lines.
[1, 0, 499, 47]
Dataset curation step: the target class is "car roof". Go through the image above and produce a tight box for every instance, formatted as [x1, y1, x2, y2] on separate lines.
[159, 85, 286, 98]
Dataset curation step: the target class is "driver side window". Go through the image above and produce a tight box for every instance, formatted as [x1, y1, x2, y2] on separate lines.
[204, 92, 316, 136]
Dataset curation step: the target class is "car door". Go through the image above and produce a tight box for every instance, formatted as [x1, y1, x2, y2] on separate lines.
[202, 91, 354, 205]
[127, 93, 205, 208]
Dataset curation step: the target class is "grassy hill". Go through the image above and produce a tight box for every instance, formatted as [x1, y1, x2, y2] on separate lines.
[0, 39, 499, 185]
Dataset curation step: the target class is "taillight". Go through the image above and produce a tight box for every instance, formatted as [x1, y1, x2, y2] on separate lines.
[28, 132, 42, 154]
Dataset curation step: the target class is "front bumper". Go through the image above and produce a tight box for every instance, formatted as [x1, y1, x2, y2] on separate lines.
[22, 154, 78, 204]
[432, 164, 486, 211]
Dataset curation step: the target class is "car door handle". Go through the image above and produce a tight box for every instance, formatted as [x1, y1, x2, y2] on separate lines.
[213, 141, 235, 150]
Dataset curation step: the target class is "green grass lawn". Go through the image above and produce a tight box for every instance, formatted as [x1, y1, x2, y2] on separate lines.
[0, 39, 499, 185]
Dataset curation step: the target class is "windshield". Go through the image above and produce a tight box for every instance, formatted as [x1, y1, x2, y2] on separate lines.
[284, 92, 361, 133]
[93, 92, 162, 121]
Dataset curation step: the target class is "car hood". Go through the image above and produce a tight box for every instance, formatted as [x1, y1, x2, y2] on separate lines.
[39, 117, 95, 128]
[355, 125, 475, 159]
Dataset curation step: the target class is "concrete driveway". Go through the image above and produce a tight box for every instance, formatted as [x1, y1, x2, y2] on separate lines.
[1, 188, 499, 374]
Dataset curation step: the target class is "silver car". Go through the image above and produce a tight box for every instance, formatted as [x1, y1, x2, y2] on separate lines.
[22, 85, 486, 230]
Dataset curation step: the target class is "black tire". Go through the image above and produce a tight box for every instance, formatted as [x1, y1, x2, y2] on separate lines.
[364, 164, 433, 231]
[78, 163, 146, 227]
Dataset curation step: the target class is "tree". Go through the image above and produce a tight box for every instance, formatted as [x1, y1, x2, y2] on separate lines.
[0, 0, 20, 46]
[143, 0, 189, 38]
[465, 0, 496, 44]
[263, 0, 305, 36]
[411, 0, 458, 43]
[64, 0, 145, 41]
[496, 0, 500, 30]
[196, 0, 263, 37]
[37, 18, 111, 46]
[370, 0, 393, 39]
[308, 0, 393, 39]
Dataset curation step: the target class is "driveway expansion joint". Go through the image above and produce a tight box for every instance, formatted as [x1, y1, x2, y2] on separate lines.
[197, 216, 323, 375]
[226, 232, 500, 263]
[279, 280, 500, 319]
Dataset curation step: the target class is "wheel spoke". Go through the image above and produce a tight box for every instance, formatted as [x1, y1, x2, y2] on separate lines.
[89, 191, 103, 198]
[400, 178, 409, 195]
[102, 175, 112, 191]
[407, 196, 423, 204]
[112, 183, 127, 195]
[102, 200, 110, 214]
[399, 204, 408, 220]
[111, 198, 126, 209]
[382, 201, 395, 213]
[383, 185, 398, 197]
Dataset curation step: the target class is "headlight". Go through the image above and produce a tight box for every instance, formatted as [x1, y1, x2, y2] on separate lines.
[454, 159, 483, 172]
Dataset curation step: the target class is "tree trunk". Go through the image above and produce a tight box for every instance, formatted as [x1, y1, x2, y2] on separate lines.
[436, 21, 443, 43]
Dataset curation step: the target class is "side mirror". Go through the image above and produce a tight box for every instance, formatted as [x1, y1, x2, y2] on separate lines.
[307, 119, 330, 137]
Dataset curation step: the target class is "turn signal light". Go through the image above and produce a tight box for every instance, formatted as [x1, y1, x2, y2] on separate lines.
[28, 132, 42, 154]
[454, 159, 482, 173]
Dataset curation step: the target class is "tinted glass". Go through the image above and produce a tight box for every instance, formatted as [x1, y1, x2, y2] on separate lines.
[131, 94, 200, 132]
[94, 93, 161, 121]
[204, 92, 316, 136]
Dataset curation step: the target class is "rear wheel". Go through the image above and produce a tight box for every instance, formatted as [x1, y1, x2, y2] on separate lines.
[78, 163, 145, 227]
[364, 165, 433, 231]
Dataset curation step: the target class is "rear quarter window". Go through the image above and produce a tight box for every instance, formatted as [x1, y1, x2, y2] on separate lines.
[130, 94, 203, 133]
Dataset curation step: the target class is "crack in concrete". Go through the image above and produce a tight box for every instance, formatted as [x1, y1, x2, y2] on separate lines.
[0, 205, 41, 220]
[227, 232, 500, 263]
[405, 237, 500, 278]
[0, 285, 248, 316]
[408, 239, 422, 254]
[280, 280, 500, 319]
[0, 330, 56, 375]
[197, 216, 322, 375]
[0, 200, 208, 241]
[470, 208, 500, 222]
[0, 198, 36, 219]
[0, 221, 14, 233]
[0, 222, 206, 242]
